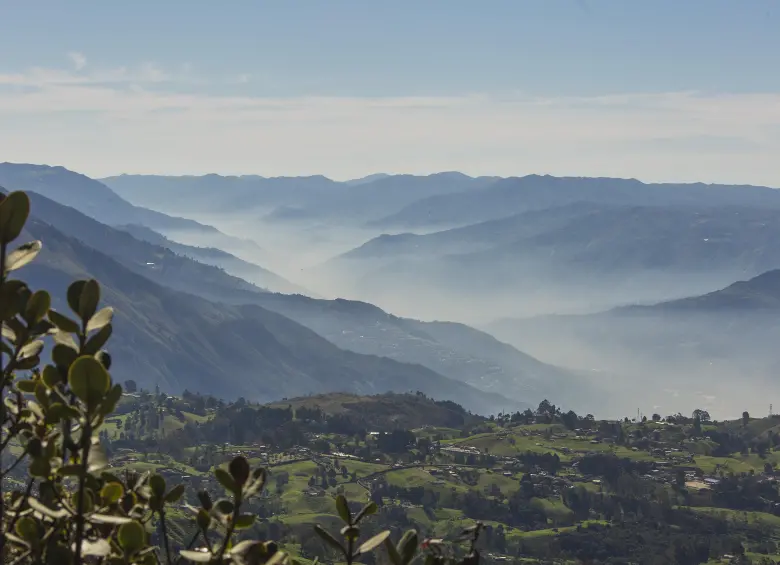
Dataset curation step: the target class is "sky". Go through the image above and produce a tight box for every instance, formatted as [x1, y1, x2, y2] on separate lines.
[1, 0, 780, 185]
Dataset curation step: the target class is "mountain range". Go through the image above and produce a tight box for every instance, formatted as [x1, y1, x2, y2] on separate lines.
[17, 200, 520, 414]
[12, 163, 780, 417]
[372, 174, 780, 229]
[101, 172, 497, 223]
[320, 200, 780, 320]
[1, 163, 597, 414]
[0, 163, 262, 257]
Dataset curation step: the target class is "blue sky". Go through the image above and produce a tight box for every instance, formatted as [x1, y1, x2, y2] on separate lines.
[1, 0, 779, 183]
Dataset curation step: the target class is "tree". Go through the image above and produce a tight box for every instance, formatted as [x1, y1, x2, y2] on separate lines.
[124, 379, 138, 393]
[561, 410, 579, 430]
[743, 411, 750, 427]
[693, 415, 702, 437]
[652, 413, 661, 422]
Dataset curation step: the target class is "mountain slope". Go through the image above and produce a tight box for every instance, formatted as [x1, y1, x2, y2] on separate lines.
[628, 269, 780, 311]
[18, 215, 516, 414]
[324, 203, 780, 319]
[24, 191, 270, 303]
[0, 163, 259, 253]
[16, 189, 555, 401]
[487, 270, 780, 416]
[244, 293, 586, 409]
[115, 223, 309, 295]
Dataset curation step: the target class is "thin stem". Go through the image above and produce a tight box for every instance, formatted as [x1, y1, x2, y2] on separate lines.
[215, 494, 240, 562]
[173, 529, 202, 565]
[346, 535, 354, 565]
[73, 420, 92, 565]
[8, 549, 31, 565]
[158, 509, 173, 565]
[5, 477, 35, 541]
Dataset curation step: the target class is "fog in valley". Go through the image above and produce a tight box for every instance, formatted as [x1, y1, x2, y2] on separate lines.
[98, 173, 780, 421]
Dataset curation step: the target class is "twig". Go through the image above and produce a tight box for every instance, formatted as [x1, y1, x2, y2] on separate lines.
[158, 509, 173, 565]
[73, 421, 92, 565]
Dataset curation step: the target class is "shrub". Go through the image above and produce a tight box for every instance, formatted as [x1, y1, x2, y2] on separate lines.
[0, 190, 480, 565]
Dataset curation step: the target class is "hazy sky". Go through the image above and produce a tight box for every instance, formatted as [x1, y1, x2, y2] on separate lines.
[2, 0, 780, 184]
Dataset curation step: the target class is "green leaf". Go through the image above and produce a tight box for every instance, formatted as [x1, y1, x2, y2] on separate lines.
[180, 550, 214, 562]
[117, 520, 146, 553]
[78, 279, 100, 321]
[229, 455, 250, 486]
[52, 343, 78, 370]
[19, 340, 43, 361]
[384, 538, 402, 565]
[15, 515, 39, 542]
[335, 494, 351, 524]
[66, 280, 86, 317]
[24, 290, 50, 324]
[234, 513, 256, 529]
[87, 306, 114, 332]
[15, 379, 36, 393]
[1, 323, 15, 342]
[89, 513, 133, 525]
[13, 354, 40, 371]
[83, 323, 112, 355]
[68, 355, 111, 410]
[95, 350, 112, 370]
[99, 384, 122, 416]
[5, 241, 42, 273]
[0, 191, 31, 244]
[196, 508, 211, 530]
[165, 483, 185, 504]
[58, 464, 85, 477]
[0, 279, 28, 321]
[149, 474, 166, 498]
[53, 330, 79, 351]
[101, 482, 124, 505]
[354, 501, 377, 523]
[358, 531, 391, 554]
[215, 468, 237, 494]
[48, 309, 80, 333]
[197, 490, 213, 511]
[398, 530, 419, 565]
[27, 497, 69, 519]
[88, 441, 109, 473]
[41, 365, 61, 388]
[29, 457, 51, 478]
[314, 524, 345, 553]
[215, 499, 234, 515]
[340, 525, 360, 541]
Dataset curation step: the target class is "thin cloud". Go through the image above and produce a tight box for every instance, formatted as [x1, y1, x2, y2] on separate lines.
[1, 60, 779, 185]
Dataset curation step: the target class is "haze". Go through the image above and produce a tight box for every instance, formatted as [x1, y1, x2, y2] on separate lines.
[3, 1, 780, 420]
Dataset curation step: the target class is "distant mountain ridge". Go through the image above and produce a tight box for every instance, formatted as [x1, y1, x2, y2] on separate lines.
[3, 172, 570, 410]
[322, 201, 780, 319]
[0, 163, 260, 254]
[372, 174, 780, 228]
[101, 171, 497, 222]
